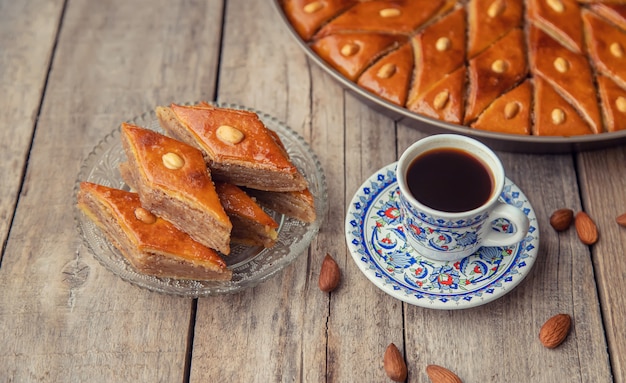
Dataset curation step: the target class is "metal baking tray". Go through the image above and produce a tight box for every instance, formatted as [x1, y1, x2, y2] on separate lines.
[271, 1, 626, 153]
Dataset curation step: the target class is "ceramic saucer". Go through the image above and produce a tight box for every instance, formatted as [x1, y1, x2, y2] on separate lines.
[345, 162, 539, 310]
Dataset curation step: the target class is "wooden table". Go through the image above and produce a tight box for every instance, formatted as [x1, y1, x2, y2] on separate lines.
[1, 0, 625, 381]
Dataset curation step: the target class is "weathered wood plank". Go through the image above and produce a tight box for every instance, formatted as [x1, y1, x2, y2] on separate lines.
[577, 146, 626, 383]
[327, 93, 405, 382]
[397, 124, 612, 382]
[0, 0, 224, 381]
[0, 0, 64, 260]
[189, 1, 331, 381]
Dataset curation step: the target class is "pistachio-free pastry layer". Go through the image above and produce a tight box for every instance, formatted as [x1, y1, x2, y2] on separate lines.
[77, 182, 232, 281]
[215, 182, 279, 248]
[120, 123, 232, 255]
[281, 0, 626, 135]
[155, 103, 309, 191]
[245, 187, 317, 223]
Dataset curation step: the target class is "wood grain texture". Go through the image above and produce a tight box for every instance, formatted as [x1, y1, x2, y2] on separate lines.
[577, 147, 626, 383]
[0, 0, 64, 260]
[0, 0, 624, 381]
[326, 93, 404, 382]
[396, 125, 611, 382]
[189, 1, 328, 382]
[0, 0, 224, 381]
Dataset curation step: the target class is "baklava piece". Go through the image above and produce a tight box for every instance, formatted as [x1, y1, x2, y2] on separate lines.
[597, 75, 626, 132]
[311, 33, 407, 81]
[215, 182, 279, 248]
[119, 123, 232, 255]
[529, 25, 602, 133]
[408, 7, 466, 103]
[589, 3, 626, 31]
[533, 77, 595, 136]
[467, 0, 524, 58]
[527, 0, 584, 53]
[314, 0, 451, 39]
[583, 9, 626, 90]
[471, 79, 532, 135]
[245, 187, 317, 223]
[155, 103, 308, 192]
[283, 0, 358, 41]
[406, 65, 466, 124]
[356, 42, 414, 106]
[464, 28, 528, 124]
[77, 182, 232, 281]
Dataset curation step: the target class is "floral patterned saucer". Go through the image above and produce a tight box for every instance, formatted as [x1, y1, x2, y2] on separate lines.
[345, 162, 539, 310]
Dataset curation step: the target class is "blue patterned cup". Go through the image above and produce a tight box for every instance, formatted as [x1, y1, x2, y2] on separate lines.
[396, 134, 529, 262]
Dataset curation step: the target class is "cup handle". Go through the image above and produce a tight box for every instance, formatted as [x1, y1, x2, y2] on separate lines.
[481, 203, 530, 248]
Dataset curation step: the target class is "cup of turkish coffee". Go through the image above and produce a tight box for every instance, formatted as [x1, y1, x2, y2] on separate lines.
[396, 134, 529, 262]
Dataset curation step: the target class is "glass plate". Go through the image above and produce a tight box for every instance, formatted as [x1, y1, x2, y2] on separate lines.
[74, 102, 327, 297]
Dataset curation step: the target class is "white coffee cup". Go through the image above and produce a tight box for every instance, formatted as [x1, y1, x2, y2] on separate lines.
[396, 134, 530, 262]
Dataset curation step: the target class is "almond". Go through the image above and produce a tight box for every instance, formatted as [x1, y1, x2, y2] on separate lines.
[504, 102, 520, 119]
[340, 42, 359, 57]
[318, 253, 340, 292]
[610, 42, 624, 58]
[575, 211, 598, 245]
[551, 108, 566, 125]
[550, 208, 574, 231]
[547, 0, 565, 13]
[379, 8, 401, 18]
[435, 36, 451, 52]
[487, 0, 506, 18]
[303, 1, 323, 14]
[616, 96, 626, 113]
[384, 343, 407, 382]
[162, 152, 184, 170]
[426, 364, 462, 383]
[491, 59, 507, 73]
[617, 213, 626, 227]
[539, 313, 572, 349]
[134, 207, 156, 224]
[377, 63, 397, 79]
[216, 125, 245, 145]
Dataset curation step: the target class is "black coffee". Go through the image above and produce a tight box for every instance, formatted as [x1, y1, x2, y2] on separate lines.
[405, 148, 493, 213]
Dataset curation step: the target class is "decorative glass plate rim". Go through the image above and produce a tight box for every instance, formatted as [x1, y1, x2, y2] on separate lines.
[345, 162, 539, 310]
[74, 101, 328, 297]
[270, 0, 626, 152]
